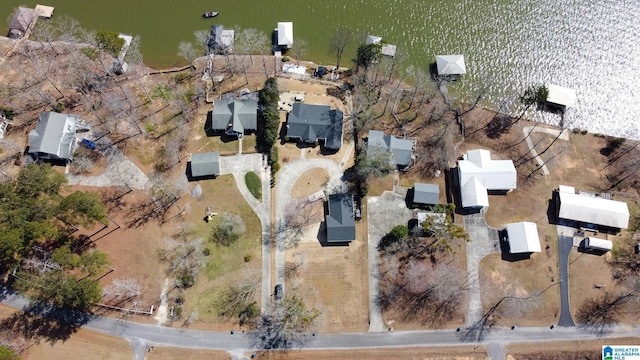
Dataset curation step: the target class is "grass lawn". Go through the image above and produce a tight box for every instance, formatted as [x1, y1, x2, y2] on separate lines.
[180, 175, 262, 328]
[245, 171, 262, 201]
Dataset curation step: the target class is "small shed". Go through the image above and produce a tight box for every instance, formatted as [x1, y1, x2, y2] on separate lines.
[506, 222, 541, 253]
[435, 55, 467, 75]
[28, 112, 78, 163]
[413, 183, 440, 206]
[190, 152, 220, 178]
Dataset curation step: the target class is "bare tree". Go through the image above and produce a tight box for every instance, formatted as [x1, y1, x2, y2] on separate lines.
[251, 295, 320, 350]
[178, 42, 199, 74]
[236, 28, 267, 65]
[329, 28, 352, 69]
[291, 39, 307, 66]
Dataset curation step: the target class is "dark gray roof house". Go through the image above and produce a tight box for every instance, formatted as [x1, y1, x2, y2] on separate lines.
[413, 183, 440, 206]
[326, 193, 356, 243]
[367, 130, 415, 167]
[208, 98, 258, 137]
[190, 152, 220, 178]
[28, 112, 78, 163]
[287, 103, 343, 150]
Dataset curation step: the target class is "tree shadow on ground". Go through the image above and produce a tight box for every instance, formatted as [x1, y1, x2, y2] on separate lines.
[0, 302, 93, 344]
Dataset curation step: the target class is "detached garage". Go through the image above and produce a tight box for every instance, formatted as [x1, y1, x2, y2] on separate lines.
[558, 186, 629, 229]
[506, 222, 541, 254]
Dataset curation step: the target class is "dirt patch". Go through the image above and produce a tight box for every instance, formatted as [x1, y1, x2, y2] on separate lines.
[251, 346, 488, 359]
[286, 232, 369, 333]
[147, 347, 231, 360]
[291, 168, 329, 198]
[506, 337, 640, 359]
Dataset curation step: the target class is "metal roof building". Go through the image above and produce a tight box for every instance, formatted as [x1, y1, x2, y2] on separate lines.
[435, 55, 467, 75]
[506, 222, 542, 253]
[413, 183, 440, 206]
[28, 112, 78, 162]
[277, 22, 293, 49]
[547, 84, 577, 109]
[190, 152, 220, 178]
[458, 149, 516, 208]
[558, 186, 629, 229]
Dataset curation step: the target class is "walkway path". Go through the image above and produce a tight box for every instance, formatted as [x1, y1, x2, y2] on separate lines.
[274, 158, 344, 295]
[219, 154, 272, 313]
[463, 209, 501, 326]
[366, 190, 414, 332]
[522, 126, 569, 176]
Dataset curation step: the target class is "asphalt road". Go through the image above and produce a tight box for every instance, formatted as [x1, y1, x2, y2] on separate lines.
[1, 286, 637, 355]
[557, 234, 576, 326]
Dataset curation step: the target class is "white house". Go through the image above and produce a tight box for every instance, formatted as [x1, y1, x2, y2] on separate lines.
[558, 185, 629, 229]
[458, 149, 517, 208]
[506, 222, 541, 253]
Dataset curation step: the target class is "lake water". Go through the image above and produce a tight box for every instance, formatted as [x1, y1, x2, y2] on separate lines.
[2, 0, 639, 139]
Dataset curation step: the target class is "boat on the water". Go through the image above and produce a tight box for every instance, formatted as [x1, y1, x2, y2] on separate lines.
[203, 11, 218, 18]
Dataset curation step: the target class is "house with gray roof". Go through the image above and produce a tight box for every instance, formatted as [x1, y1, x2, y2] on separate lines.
[413, 182, 440, 207]
[326, 193, 356, 243]
[367, 130, 415, 168]
[28, 112, 78, 163]
[189, 152, 220, 179]
[286, 103, 344, 151]
[207, 98, 257, 138]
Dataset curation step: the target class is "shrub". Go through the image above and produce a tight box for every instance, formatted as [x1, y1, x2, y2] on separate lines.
[245, 172, 262, 201]
[95, 30, 125, 57]
[209, 223, 240, 246]
[202, 247, 210, 256]
[176, 271, 195, 288]
[244, 254, 252, 263]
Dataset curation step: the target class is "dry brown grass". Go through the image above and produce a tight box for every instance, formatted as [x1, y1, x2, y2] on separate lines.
[147, 347, 231, 360]
[505, 337, 640, 360]
[0, 304, 133, 360]
[367, 174, 394, 196]
[251, 346, 488, 360]
[290, 168, 329, 198]
[285, 231, 369, 333]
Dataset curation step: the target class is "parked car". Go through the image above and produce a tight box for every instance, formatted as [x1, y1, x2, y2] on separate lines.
[80, 138, 96, 150]
[314, 66, 327, 78]
[274, 284, 283, 300]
